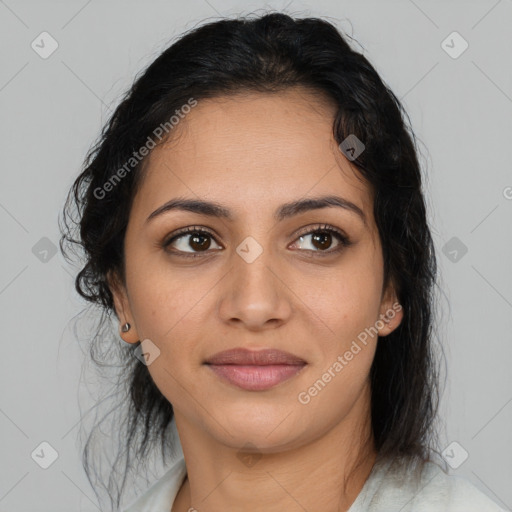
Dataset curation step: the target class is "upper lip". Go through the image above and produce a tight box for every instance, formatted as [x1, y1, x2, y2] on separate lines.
[205, 348, 306, 365]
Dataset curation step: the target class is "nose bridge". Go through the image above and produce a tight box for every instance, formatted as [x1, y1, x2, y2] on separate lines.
[237, 236, 274, 285]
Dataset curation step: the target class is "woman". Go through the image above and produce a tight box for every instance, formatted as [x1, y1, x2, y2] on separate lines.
[60, 11, 505, 512]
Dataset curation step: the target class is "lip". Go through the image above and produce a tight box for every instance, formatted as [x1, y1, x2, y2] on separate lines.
[204, 348, 307, 391]
[205, 348, 306, 365]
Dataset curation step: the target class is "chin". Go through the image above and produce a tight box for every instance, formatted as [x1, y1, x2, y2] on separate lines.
[208, 405, 307, 449]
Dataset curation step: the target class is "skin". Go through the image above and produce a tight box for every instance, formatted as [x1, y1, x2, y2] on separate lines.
[109, 87, 403, 512]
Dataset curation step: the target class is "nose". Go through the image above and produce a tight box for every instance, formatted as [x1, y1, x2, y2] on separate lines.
[217, 245, 293, 331]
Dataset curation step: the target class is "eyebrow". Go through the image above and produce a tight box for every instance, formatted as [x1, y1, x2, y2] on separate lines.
[146, 195, 367, 226]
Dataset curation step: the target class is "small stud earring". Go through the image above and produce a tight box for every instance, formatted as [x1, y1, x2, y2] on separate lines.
[121, 322, 131, 333]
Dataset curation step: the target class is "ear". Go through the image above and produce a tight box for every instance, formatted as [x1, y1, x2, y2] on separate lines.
[107, 270, 140, 344]
[377, 279, 404, 337]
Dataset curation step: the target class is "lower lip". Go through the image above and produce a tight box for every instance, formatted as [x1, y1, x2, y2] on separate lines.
[206, 364, 306, 391]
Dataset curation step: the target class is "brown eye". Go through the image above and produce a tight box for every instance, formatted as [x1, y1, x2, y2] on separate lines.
[290, 224, 352, 255]
[163, 227, 222, 257]
[162, 223, 352, 259]
[187, 232, 212, 251]
[305, 232, 334, 251]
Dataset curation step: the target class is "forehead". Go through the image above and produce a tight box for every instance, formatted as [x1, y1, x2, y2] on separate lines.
[133, 89, 373, 224]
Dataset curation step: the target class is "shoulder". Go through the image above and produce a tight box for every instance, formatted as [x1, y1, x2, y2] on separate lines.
[351, 456, 506, 512]
[400, 461, 505, 512]
[124, 456, 187, 512]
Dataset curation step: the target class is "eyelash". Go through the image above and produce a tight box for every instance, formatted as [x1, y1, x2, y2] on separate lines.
[161, 224, 353, 259]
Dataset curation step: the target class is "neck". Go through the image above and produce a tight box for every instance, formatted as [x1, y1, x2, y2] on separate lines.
[171, 389, 376, 512]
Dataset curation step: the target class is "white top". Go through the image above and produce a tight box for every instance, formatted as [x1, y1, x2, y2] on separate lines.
[124, 452, 506, 511]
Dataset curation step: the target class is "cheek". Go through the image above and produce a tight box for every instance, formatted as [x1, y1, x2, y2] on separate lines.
[302, 287, 379, 383]
[126, 253, 198, 329]
[127, 270, 209, 407]
[292, 265, 383, 340]
[126, 266, 217, 372]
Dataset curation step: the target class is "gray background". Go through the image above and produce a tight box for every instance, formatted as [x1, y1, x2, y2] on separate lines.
[1, 0, 511, 510]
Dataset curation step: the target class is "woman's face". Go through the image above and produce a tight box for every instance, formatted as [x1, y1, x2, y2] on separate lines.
[111, 88, 402, 453]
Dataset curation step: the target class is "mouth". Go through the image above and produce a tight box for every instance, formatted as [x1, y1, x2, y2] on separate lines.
[204, 348, 307, 391]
